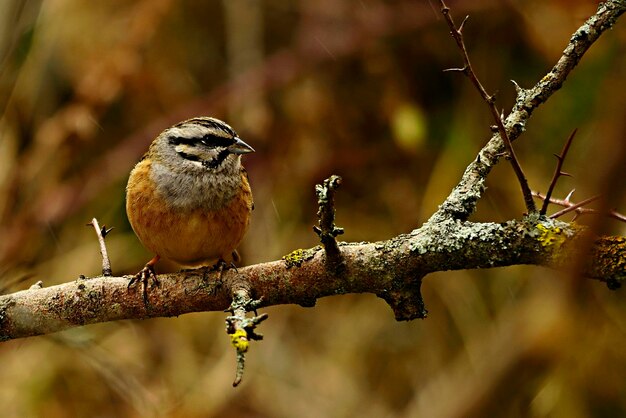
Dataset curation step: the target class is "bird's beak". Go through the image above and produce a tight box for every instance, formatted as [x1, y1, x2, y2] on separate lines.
[228, 137, 255, 154]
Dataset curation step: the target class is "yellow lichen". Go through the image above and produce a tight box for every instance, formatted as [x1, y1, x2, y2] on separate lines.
[536, 224, 567, 251]
[230, 329, 249, 353]
[536, 223, 574, 266]
[283, 249, 306, 268]
[282, 247, 319, 268]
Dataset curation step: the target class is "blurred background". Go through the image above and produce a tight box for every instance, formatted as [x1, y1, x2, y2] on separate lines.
[1, 0, 625, 416]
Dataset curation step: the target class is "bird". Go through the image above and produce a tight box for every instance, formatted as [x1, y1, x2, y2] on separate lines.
[125, 116, 254, 288]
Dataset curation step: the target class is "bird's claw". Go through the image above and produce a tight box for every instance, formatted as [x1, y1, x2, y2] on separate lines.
[128, 260, 160, 305]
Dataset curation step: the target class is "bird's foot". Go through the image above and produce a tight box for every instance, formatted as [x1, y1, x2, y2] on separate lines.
[128, 255, 160, 304]
[213, 258, 239, 273]
[200, 259, 239, 286]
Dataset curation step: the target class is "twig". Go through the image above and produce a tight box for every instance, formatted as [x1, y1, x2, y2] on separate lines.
[439, 0, 536, 214]
[533, 191, 626, 223]
[429, 0, 625, 224]
[541, 129, 577, 215]
[598, 210, 625, 223]
[225, 288, 267, 387]
[549, 195, 602, 219]
[87, 218, 113, 277]
[313, 175, 345, 268]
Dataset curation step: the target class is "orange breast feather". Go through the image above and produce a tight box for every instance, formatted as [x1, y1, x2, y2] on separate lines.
[126, 160, 252, 267]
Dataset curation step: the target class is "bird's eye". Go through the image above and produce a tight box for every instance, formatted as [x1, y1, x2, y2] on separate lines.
[199, 134, 233, 148]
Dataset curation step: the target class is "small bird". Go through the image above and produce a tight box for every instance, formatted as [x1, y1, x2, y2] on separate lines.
[126, 117, 254, 285]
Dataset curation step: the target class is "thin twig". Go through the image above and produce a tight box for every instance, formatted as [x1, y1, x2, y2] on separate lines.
[541, 129, 577, 215]
[604, 211, 626, 223]
[549, 195, 602, 219]
[226, 288, 267, 387]
[439, 0, 536, 214]
[533, 191, 626, 223]
[88, 218, 113, 276]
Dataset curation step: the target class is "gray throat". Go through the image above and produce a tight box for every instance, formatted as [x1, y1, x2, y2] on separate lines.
[150, 162, 241, 210]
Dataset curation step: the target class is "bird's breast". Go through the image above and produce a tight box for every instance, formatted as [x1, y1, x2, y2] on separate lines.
[126, 159, 253, 266]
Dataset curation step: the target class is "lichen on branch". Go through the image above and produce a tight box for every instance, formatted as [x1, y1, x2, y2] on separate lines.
[1, 217, 623, 342]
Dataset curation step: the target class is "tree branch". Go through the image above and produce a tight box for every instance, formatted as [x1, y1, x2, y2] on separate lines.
[439, 1, 536, 214]
[428, 0, 626, 224]
[540, 129, 577, 215]
[1, 218, 624, 341]
[533, 191, 626, 223]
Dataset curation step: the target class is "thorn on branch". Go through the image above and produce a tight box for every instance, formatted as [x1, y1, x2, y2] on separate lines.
[101, 226, 114, 238]
[541, 129, 577, 215]
[438, 0, 536, 214]
[314, 175, 345, 269]
[29, 281, 43, 290]
[533, 191, 625, 223]
[87, 218, 113, 276]
[511, 79, 525, 95]
[226, 288, 267, 387]
[458, 15, 469, 33]
[442, 66, 468, 74]
[550, 195, 602, 219]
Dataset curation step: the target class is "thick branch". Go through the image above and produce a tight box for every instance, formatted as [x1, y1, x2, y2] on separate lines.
[1, 219, 624, 341]
[429, 0, 626, 224]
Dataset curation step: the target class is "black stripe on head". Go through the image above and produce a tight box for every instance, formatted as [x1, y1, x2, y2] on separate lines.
[177, 151, 201, 162]
[169, 118, 237, 148]
[175, 117, 237, 138]
[168, 132, 234, 148]
[168, 133, 234, 148]
[169, 136, 197, 146]
[202, 149, 231, 169]
[200, 119, 237, 137]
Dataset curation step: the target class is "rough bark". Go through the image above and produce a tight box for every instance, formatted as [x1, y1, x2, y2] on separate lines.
[1, 218, 624, 341]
